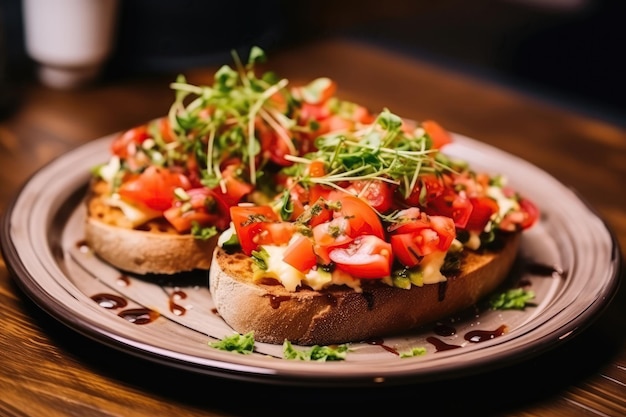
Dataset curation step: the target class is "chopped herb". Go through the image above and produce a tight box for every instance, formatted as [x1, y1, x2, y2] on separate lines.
[191, 222, 218, 240]
[283, 340, 349, 361]
[209, 332, 255, 354]
[400, 347, 427, 358]
[251, 247, 270, 270]
[489, 288, 536, 310]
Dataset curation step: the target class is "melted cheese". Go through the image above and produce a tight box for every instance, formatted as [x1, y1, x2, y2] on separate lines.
[487, 185, 520, 222]
[98, 156, 121, 183]
[253, 245, 305, 292]
[419, 251, 448, 284]
[253, 242, 449, 292]
[103, 194, 161, 227]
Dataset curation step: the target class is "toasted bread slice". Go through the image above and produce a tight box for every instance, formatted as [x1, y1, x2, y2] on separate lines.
[209, 232, 521, 345]
[84, 181, 217, 275]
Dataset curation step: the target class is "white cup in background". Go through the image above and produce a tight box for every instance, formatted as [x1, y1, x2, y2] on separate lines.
[22, 0, 120, 89]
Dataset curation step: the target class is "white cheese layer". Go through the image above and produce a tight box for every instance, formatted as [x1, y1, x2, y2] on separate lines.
[103, 194, 162, 227]
[253, 242, 449, 292]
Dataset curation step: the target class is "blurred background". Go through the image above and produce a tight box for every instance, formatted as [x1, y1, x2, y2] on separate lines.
[0, 0, 624, 126]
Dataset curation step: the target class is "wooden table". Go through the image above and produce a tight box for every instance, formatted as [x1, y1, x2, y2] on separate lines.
[1, 38, 625, 416]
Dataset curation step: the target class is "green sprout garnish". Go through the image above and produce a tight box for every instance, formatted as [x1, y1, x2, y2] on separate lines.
[167, 47, 295, 187]
[282, 108, 462, 208]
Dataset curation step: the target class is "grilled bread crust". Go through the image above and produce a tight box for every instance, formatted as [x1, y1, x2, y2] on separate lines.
[209, 232, 521, 346]
[84, 181, 216, 275]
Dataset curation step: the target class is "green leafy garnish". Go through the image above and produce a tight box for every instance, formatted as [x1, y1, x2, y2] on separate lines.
[282, 108, 462, 209]
[208, 332, 255, 354]
[168, 48, 293, 187]
[190, 222, 218, 240]
[251, 247, 270, 271]
[489, 288, 536, 310]
[399, 346, 427, 358]
[282, 340, 349, 361]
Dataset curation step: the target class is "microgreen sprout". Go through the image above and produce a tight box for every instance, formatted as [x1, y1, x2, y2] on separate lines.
[166, 47, 298, 188]
[283, 109, 458, 202]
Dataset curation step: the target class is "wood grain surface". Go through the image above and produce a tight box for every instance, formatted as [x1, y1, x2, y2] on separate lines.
[1, 38, 624, 417]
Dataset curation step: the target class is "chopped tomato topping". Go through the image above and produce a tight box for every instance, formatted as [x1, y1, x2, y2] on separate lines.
[328, 191, 385, 240]
[118, 166, 191, 212]
[230, 205, 296, 255]
[329, 235, 393, 279]
[163, 188, 230, 233]
[282, 234, 317, 272]
[422, 120, 453, 149]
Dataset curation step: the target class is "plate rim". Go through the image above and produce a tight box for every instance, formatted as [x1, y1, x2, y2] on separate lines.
[1, 133, 622, 387]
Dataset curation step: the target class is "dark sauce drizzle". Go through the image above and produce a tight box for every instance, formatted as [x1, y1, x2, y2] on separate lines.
[526, 262, 565, 279]
[464, 324, 508, 343]
[117, 275, 131, 287]
[426, 336, 462, 351]
[118, 308, 160, 325]
[169, 290, 187, 316]
[370, 323, 510, 355]
[80, 238, 557, 352]
[75, 239, 90, 253]
[437, 281, 448, 302]
[365, 338, 399, 356]
[91, 293, 127, 310]
[89, 293, 160, 324]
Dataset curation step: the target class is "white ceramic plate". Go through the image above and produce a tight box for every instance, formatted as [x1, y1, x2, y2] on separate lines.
[1, 133, 620, 386]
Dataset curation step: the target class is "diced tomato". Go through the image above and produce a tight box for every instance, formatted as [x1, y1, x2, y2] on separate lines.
[283, 234, 317, 272]
[328, 191, 385, 239]
[422, 120, 452, 149]
[156, 117, 176, 143]
[258, 121, 294, 166]
[163, 188, 231, 233]
[259, 222, 297, 246]
[230, 205, 295, 255]
[299, 102, 332, 125]
[297, 197, 333, 228]
[110, 125, 151, 159]
[118, 166, 191, 212]
[307, 160, 326, 178]
[163, 210, 215, 234]
[389, 210, 455, 268]
[316, 115, 355, 134]
[391, 233, 425, 268]
[329, 235, 393, 279]
[518, 197, 540, 229]
[404, 174, 446, 207]
[427, 215, 456, 250]
[308, 184, 333, 205]
[185, 154, 204, 188]
[344, 180, 394, 213]
[216, 162, 253, 207]
[425, 190, 473, 229]
[387, 207, 433, 234]
[284, 185, 307, 221]
[464, 196, 499, 232]
[312, 217, 353, 248]
[500, 197, 539, 231]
